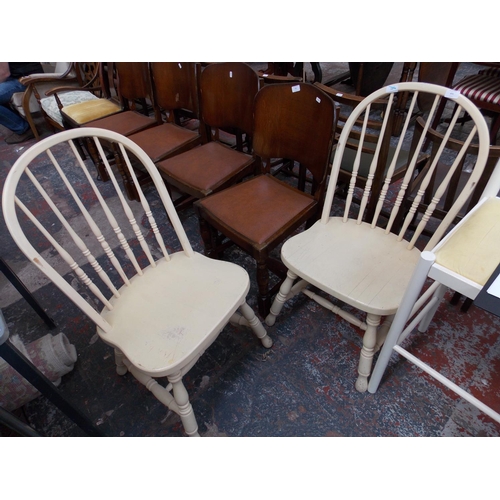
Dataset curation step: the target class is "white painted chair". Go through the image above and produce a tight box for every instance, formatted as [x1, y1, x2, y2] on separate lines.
[367, 169, 500, 423]
[2, 128, 272, 437]
[265, 82, 491, 392]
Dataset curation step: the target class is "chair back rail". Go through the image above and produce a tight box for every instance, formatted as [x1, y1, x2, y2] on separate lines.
[3, 128, 194, 333]
[321, 82, 491, 250]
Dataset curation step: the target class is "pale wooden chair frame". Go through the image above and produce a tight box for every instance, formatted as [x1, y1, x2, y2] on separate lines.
[265, 82, 491, 392]
[2, 127, 272, 437]
[367, 162, 500, 423]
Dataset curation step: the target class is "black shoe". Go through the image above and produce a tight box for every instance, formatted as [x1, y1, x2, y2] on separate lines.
[5, 129, 35, 144]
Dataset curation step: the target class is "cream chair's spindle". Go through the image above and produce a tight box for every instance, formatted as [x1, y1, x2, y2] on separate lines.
[371, 92, 419, 227]
[344, 105, 371, 222]
[408, 123, 478, 249]
[388, 94, 442, 238]
[92, 136, 155, 270]
[46, 146, 128, 291]
[356, 93, 394, 224]
[117, 143, 170, 261]
[67, 140, 131, 286]
[81, 138, 144, 276]
[14, 197, 113, 311]
[24, 166, 120, 298]
[397, 104, 462, 246]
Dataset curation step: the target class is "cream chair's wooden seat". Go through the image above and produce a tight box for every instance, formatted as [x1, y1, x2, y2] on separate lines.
[100, 252, 255, 376]
[281, 219, 421, 316]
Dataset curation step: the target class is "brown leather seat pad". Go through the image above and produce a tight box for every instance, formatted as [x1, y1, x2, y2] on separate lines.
[128, 123, 199, 162]
[84, 110, 156, 136]
[198, 175, 316, 245]
[156, 142, 253, 193]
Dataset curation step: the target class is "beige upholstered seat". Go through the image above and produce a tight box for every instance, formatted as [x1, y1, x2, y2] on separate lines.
[58, 97, 121, 126]
[434, 197, 500, 286]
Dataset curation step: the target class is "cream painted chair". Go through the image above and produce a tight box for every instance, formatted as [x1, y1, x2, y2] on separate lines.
[265, 82, 491, 392]
[2, 128, 272, 437]
[367, 164, 500, 423]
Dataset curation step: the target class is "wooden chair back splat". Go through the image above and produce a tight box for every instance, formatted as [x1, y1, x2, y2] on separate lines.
[123, 63, 204, 202]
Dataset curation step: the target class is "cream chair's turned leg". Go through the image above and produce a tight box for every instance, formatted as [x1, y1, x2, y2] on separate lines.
[356, 313, 381, 392]
[239, 301, 273, 348]
[114, 348, 128, 376]
[168, 372, 200, 437]
[265, 270, 298, 326]
[375, 315, 395, 352]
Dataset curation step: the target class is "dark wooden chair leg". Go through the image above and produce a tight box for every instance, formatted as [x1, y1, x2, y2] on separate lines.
[461, 297, 474, 313]
[450, 291, 462, 306]
[84, 137, 110, 182]
[256, 257, 271, 318]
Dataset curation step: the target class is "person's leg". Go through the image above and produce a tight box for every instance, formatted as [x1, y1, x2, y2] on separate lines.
[0, 105, 29, 134]
[0, 78, 30, 135]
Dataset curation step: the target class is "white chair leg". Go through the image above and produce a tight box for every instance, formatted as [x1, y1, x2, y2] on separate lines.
[265, 270, 298, 326]
[114, 348, 128, 375]
[355, 313, 381, 392]
[368, 251, 436, 394]
[168, 372, 200, 437]
[239, 301, 273, 348]
[417, 283, 447, 332]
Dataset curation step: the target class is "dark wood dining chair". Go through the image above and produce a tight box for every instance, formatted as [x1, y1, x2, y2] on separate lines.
[195, 82, 337, 317]
[155, 62, 259, 208]
[81, 62, 158, 130]
[65, 62, 158, 135]
[122, 63, 204, 201]
[58, 62, 159, 185]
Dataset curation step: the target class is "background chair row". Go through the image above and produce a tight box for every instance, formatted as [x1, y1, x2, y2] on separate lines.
[4, 78, 500, 432]
[49, 63, 340, 319]
[47, 62, 257, 204]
